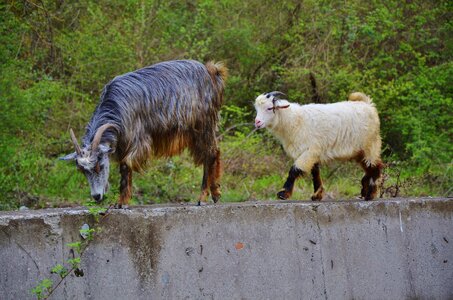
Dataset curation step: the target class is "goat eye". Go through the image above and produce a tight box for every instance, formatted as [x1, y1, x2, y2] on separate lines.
[267, 107, 274, 111]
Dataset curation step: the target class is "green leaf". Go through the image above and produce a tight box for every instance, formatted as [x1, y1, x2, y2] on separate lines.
[67, 257, 81, 269]
[51, 264, 68, 278]
[31, 278, 53, 299]
[66, 242, 82, 254]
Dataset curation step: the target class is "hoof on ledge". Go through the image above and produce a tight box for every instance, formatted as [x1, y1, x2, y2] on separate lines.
[277, 190, 289, 200]
[311, 187, 324, 201]
[114, 204, 130, 209]
[211, 195, 221, 204]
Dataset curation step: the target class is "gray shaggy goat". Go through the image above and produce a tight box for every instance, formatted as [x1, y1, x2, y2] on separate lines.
[61, 60, 227, 207]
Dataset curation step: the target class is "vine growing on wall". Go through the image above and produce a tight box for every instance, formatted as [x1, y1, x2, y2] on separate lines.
[31, 202, 113, 300]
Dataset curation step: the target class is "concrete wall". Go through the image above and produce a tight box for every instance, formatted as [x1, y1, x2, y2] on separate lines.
[1, 198, 452, 299]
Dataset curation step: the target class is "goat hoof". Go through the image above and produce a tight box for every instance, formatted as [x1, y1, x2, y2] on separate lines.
[361, 189, 367, 198]
[277, 190, 288, 200]
[212, 195, 221, 203]
[114, 203, 130, 209]
[364, 189, 377, 201]
[311, 187, 324, 201]
[311, 195, 322, 201]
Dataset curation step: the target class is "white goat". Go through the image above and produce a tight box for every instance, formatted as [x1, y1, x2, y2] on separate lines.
[254, 91, 382, 201]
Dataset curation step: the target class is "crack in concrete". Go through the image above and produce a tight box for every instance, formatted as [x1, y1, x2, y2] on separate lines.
[290, 206, 304, 295]
[314, 207, 328, 300]
[399, 206, 417, 299]
[1, 228, 40, 275]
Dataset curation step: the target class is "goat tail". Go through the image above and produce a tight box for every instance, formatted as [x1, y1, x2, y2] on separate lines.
[206, 61, 228, 88]
[348, 92, 373, 104]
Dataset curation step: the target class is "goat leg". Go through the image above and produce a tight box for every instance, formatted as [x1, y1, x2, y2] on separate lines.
[361, 162, 383, 200]
[198, 166, 209, 206]
[209, 149, 222, 203]
[310, 163, 324, 201]
[118, 163, 132, 208]
[278, 166, 304, 200]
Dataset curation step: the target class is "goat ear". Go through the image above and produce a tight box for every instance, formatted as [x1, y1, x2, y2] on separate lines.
[276, 104, 290, 110]
[98, 144, 113, 154]
[59, 152, 77, 161]
[276, 100, 290, 110]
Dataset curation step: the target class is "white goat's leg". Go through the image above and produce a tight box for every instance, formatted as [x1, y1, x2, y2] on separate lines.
[277, 152, 318, 200]
[310, 163, 324, 201]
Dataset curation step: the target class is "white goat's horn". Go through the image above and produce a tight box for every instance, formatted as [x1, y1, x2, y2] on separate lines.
[92, 123, 118, 151]
[268, 91, 286, 99]
[69, 128, 82, 155]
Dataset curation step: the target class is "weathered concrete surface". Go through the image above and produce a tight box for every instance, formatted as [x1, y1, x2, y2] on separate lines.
[0, 198, 452, 299]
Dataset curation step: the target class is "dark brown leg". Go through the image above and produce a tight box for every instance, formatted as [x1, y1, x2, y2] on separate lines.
[277, 166, 304, 200]
[198, 165, 209, 205]
[209, 149, 222, 203]
[361, 174, 370, 198]
[311, 163, 324, 201]
[119, 163, 132, 208]
[198, 149, 222, 205]
[360, 161, 383, 200]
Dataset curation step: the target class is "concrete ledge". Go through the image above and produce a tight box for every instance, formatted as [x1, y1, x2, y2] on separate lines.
[1, 198, 452, 299]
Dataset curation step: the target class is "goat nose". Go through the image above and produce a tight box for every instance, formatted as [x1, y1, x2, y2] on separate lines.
[92, 194, 102, 202]
[255, 119, 262, 128]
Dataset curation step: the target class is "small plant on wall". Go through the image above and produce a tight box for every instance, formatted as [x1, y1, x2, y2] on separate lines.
[31, 202, 111, 299]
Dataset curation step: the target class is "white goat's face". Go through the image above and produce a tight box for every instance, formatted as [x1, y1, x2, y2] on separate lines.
[254, 92, 290, 129]
[61, 144, 112, 203]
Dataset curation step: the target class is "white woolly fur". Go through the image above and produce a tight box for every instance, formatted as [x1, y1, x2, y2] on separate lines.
[254, 92, 382, 173]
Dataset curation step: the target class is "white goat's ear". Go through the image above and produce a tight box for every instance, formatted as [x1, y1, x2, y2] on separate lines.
[276, 100, 290, 110]
[59, 152, 77, 161]
[98, 144, 113, 154]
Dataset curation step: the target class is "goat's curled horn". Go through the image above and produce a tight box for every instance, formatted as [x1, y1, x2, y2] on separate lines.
[268, 91, 286, 99]
[69, 128, 82, 155]
[91, 123, 118, 151]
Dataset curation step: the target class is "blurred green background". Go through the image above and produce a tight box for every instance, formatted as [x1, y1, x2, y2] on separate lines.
[1, 0, 451, 210]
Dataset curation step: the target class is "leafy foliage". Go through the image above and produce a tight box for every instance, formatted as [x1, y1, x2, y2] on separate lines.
[30, 202, 110, 299]
[31, 278, 53, 300]
[1, 0, 451, 210]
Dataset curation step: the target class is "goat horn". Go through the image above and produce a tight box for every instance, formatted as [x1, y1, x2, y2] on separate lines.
[268, 91, 286, 99]
[69, 128, 82, 155]
[91, 123, 118, 151]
